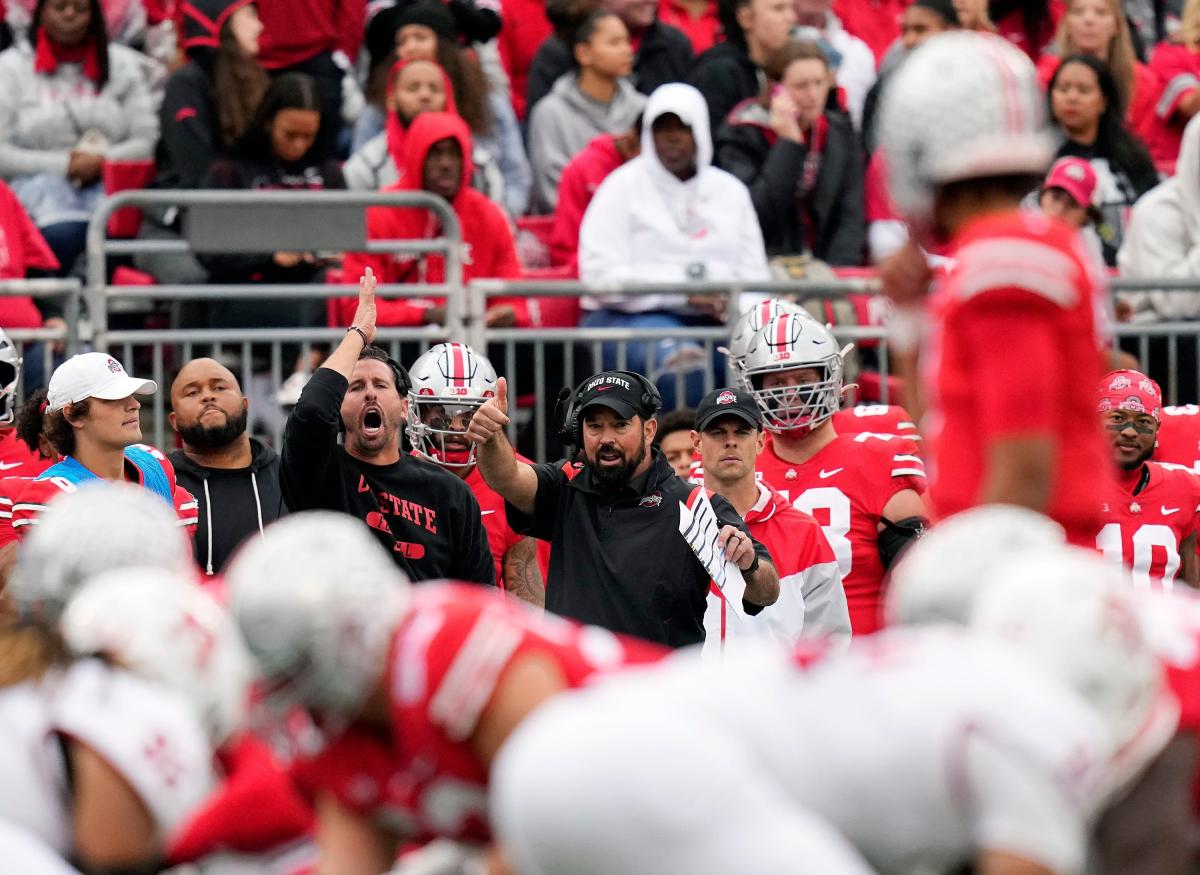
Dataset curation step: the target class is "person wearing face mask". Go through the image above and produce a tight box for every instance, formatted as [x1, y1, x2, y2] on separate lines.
[343, 57, 508, 209]
[0, 0, 157, 279]
[284, 269, 495, 583]
[716, 39, 863, 265]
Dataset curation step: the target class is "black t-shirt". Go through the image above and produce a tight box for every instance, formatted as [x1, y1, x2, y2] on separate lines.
[506, 448, 770, 648]
[281, 368, 495, 585]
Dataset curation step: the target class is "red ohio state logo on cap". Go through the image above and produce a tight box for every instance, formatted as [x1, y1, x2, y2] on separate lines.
[716, 390, 737, 405]
[106, 358, 123, 374]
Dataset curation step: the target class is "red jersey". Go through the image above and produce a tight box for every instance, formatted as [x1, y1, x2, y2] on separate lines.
[1156, 405, 1200, 472]
[755, 432, 926, 635]
[0, 429, 50, 478]
[1095, 462, 1200, 588]
[295, 585, 665, 842]
[831, 404, 919, 447]
[464, 464, 523, 589]
[1148, 42, 1200, 171]
[921, 210, 1111, 545]
[5, 444, 199, 545]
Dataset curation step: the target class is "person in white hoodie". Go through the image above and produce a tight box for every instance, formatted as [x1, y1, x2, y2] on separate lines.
[578, 81, 770, 407]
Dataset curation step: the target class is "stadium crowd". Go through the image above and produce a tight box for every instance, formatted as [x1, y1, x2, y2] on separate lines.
[7, 1, 1200, 874]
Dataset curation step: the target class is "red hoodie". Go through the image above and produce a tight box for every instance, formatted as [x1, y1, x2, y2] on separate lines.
[341, 112, 529, 326]
[550, 133, 629, 274]
[497, 0, 553, 120]
[0, 181, 59, 328]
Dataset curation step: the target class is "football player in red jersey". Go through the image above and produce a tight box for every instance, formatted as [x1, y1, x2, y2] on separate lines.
[879, 32, 1111, 545]
[1156, 404, 1200, 472]
[0, 329, 50, 477]
[226, 511, 665, 875]
[738, 310, 927, 635]
[407, 342, 544, 606]
[1094, 370, 1200, 587]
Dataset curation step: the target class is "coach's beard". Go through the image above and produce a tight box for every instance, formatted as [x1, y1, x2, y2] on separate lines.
[179, 408, 249, 449]
[587, 441, 647, 493]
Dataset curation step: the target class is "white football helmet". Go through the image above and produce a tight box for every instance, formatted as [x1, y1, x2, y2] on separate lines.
[971, 547, 1178, 785]
[0, 328, 21, 425]
[61, 569, 254, 747]
[225, 512, 410, 720]
[879, 31, 1055, 225]
[407, 343, 499, 468]
[885, 505, 1066, 627]
[742, 311, 843, 435]
[9, 482, 195, 621]
[726, 299, 805, 387]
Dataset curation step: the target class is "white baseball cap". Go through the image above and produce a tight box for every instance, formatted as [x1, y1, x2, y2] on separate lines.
[47, 353, 157, 412]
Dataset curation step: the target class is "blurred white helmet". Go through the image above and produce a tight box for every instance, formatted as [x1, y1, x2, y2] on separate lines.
[407, 343, 499, 468]
[61, 569, 254, 747]
[9, 482, 194, 621]
[0, 328, 21, 425]
[971, 547, 1178, 784]
[225, 512, 410, 720]
[879, 31, 1055, 225]
[885, 505, 1066, 626]
[742, 311, 842, 435]
[726, 299, 805, 388]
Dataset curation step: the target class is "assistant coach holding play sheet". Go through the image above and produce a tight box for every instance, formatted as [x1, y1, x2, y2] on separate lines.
[282, 268, 494, 584]
[466, 369, 778, 647]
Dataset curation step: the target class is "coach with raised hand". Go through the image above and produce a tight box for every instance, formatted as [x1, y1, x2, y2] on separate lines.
[467, 371, 778, 647]
[281, 268, 494, 584]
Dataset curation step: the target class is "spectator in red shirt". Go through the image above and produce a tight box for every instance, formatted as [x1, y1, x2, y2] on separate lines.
[340, 111, 531, 327]
[989, 0, 1062, 58]
[1148, 0, 1200, 171]
[0, 179, 59, 330]
[831, 0, 907, 63]
[658, 0, 720, 53]
[497, 0, 554, 120]
[880, 31, 1110, 545]
[1035, 0, 1162, 161]
[549, 114, 640, 270]
[254, 0, 366, 162]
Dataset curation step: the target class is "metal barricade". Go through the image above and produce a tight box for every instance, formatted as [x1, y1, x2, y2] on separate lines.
[85, 189, 466, 351]
[468, 279, 889, 462]
[0, 278, 84, 405]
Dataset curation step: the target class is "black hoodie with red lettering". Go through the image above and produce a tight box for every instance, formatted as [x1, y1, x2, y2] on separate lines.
[282, 367, 495, 585]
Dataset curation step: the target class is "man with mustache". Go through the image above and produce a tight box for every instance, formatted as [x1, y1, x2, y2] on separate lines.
[467, 368, 778, 647]
[1093, 369, 1200, 587]
[168, 358, 286, 576]
[281, 269, 494, 584]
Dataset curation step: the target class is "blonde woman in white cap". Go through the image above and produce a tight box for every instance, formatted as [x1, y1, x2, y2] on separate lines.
[0, 352, 198, 581]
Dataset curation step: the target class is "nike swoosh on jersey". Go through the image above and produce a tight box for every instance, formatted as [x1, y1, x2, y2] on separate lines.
[480, 510, 496, 516]
[818, 468, 844, 479]
[0, 461, 21, 470]
[1162, 507, 1181, 515]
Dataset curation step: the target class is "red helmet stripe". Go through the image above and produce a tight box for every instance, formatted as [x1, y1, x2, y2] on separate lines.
[451, 343, 467, 388]
[774, 312, 791, 350]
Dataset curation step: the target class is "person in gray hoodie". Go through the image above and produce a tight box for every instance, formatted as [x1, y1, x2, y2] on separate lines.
[168, 357, 286, 576]
[527, 9, 647, 213]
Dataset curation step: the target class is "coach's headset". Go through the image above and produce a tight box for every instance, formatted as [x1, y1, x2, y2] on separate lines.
[555, 371, 662, 448]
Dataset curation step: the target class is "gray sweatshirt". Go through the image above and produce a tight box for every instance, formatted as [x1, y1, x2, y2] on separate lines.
[526, 72, 645, 213]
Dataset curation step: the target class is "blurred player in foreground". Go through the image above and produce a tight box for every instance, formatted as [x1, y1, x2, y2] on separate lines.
[880, 31, 1111, 543]
[491, 544, 1175, 875]
[226, 512, 664, 875]
[1092, 370, 1200, 587]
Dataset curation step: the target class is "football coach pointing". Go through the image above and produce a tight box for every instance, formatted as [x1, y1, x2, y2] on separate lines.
[466, 371, 778, 647]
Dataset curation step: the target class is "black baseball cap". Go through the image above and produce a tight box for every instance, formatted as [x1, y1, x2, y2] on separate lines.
[695, 388, 762, 431]
[577, 371, 653, 420]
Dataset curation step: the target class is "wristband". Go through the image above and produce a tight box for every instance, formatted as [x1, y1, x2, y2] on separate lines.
[742, 552, 760, 576]
[348, 326, 369, 347]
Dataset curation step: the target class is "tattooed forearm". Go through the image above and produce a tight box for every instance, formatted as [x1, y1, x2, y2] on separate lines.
[503, 537, 545, 609]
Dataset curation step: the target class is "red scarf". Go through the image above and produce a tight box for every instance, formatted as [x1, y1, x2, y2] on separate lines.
[797, 114, 829, 253]
[384, 58, 459, 182]
[34, 28, 102, 83]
